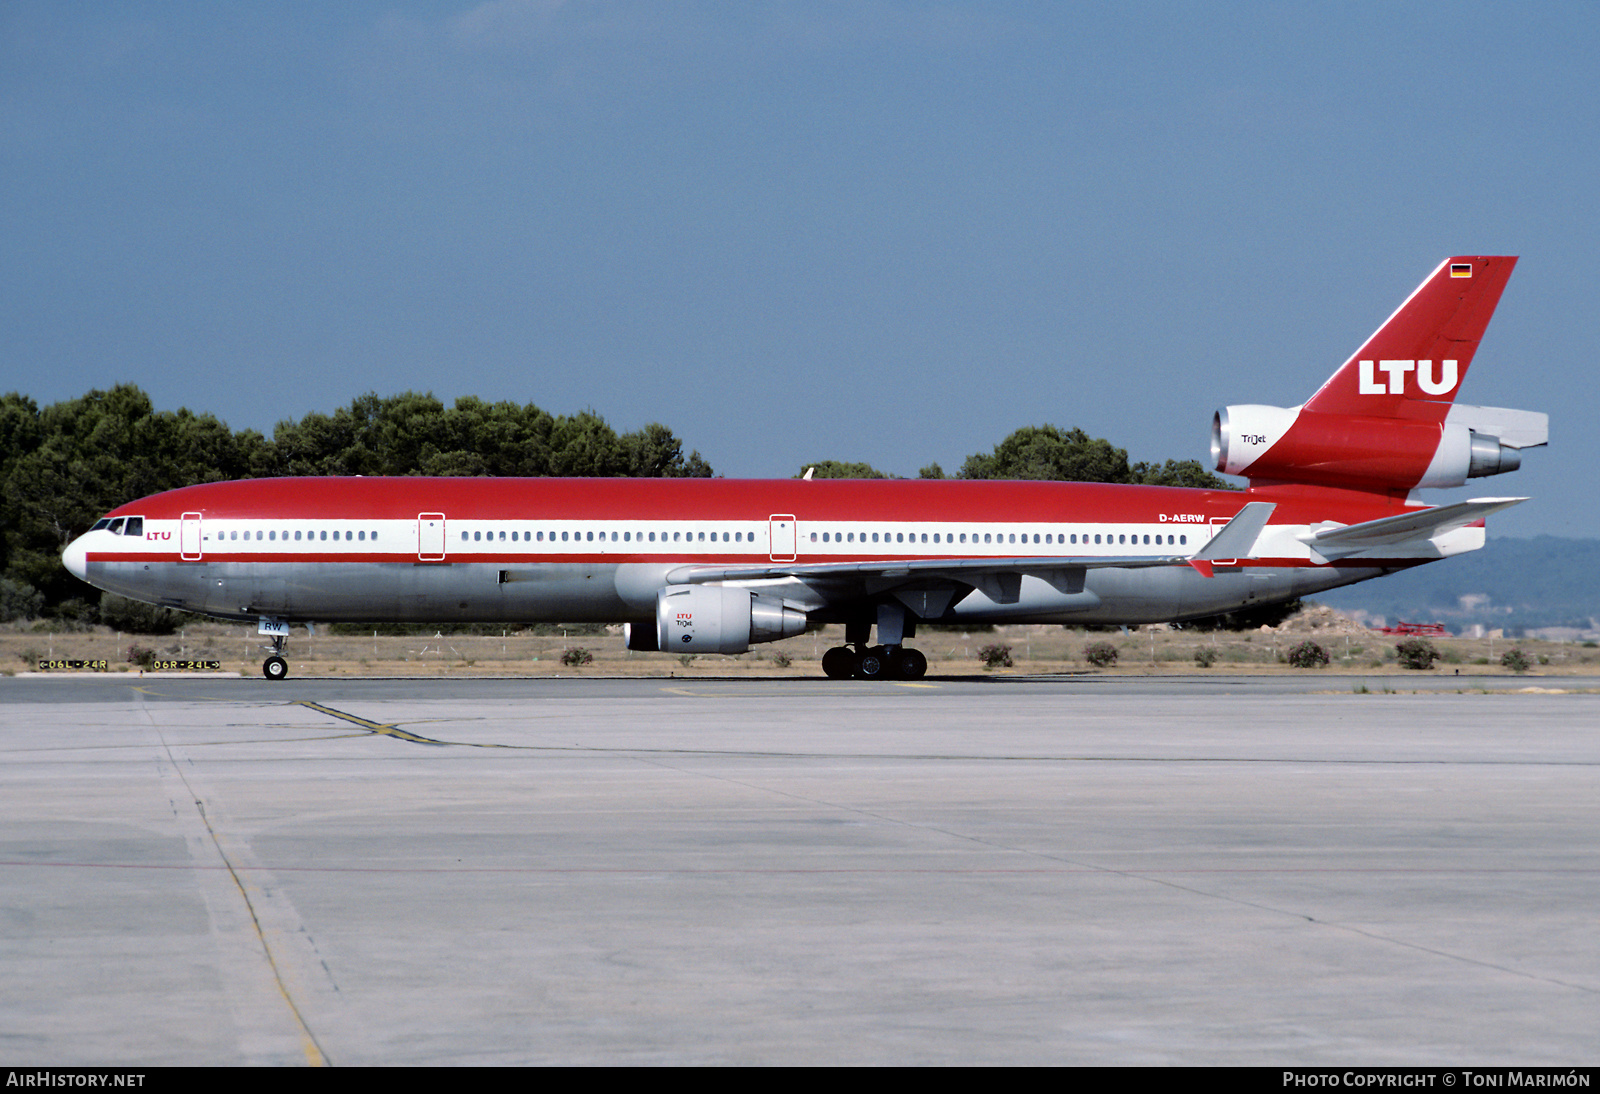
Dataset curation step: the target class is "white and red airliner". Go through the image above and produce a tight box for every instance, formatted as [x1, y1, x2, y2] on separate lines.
[63, 256, 1545, 680]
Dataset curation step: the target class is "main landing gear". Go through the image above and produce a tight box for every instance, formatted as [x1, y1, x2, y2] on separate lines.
[821, 643, 928, 680]
[820, 604, 929, 680]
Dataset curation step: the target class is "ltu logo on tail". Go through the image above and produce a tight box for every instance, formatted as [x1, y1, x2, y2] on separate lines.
[1359, 359, 1458, 396]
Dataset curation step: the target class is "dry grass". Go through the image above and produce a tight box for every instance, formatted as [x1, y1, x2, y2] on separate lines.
[6, 617, 1598, 679]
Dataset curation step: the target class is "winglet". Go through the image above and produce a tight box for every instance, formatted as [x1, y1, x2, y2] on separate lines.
[1190, 501, 1277, 575]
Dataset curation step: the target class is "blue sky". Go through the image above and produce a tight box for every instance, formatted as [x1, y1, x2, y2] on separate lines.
[4, 2, 1595, 534]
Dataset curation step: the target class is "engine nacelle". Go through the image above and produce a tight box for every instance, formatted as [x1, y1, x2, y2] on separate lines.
[623, 622, 660, 651]
[1212, 404, 1528, 490]
[656, 585, 808, 655]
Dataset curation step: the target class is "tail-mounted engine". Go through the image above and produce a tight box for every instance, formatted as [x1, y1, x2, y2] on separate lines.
[1212, 403, 1545, 491]
[651, 585, 807, 654]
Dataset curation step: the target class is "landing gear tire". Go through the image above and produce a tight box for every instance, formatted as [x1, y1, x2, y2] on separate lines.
[854, 646, 888, 680]
[263, 655, 289, 681]
[891, 647, 927, 680]
[821, 646, 855, 679]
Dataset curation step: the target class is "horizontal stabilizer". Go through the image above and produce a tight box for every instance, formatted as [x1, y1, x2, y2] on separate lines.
[1445, 404, 1549, 449]
[1302, 497, 1526, 557]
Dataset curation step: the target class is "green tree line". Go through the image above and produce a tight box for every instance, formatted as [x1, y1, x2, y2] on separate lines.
[801, 424, 1232, 489]
[3, 387, 1232, 624]
[1, 386, 711, 621]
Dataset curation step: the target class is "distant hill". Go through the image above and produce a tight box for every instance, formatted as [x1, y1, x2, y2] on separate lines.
[1313, 536, 1600, 637]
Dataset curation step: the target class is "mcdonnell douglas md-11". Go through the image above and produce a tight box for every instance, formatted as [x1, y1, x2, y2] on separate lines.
[63, 256, 1546, 680]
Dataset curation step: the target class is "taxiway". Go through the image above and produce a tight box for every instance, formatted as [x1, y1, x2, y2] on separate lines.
[3, 675, 1595, 1064]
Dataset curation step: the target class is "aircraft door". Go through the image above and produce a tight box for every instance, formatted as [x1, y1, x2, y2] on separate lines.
[418, 513, 446, 561]
[1207, 516, 1237, 567]
[769, 514, 796, 562]
[180, 512, 203, 561]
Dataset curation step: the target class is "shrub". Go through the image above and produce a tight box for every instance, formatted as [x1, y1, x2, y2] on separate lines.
[978, 644, 1013, 669]
[771, 652, 792, 669]
[1394, 638, 1440, 670]
[560, 647, 593, 667]
[1194, 647, 1217, 668]
[1083, 641, 1118, 668]
[0, 578, 44, 623]
[99, 594, 182, 635]
[1287, 640, 1329, 669]
[1500, 648, 1531, 673]
[126, 644, 157, 670]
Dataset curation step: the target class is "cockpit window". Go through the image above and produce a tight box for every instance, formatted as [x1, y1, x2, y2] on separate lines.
[91, 519, 110, 531]
[124, 517, 143, 537]
[107, 518, 125, 535]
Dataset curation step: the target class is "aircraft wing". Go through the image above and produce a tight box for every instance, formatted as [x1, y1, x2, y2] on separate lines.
[666, 550, 1183, 586]
[665, 552, 1180, 614]
[1299, 497, 1526, 561]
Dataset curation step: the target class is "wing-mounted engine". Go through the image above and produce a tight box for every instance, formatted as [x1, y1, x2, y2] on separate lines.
[654, 585, 807, 654]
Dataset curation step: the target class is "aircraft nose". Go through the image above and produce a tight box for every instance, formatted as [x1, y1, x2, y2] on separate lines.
[62, 535, 88, 582]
